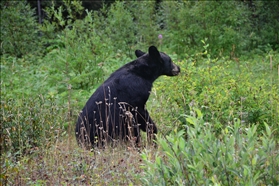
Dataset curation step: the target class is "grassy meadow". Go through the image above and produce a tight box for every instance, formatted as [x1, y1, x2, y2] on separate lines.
[1, 50, 278, 185]
[1, 1, 279, 185]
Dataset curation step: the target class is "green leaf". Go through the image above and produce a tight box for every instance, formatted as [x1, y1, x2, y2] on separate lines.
[264, 122, 271, 137]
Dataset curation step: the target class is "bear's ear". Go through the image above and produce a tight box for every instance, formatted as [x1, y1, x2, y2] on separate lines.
[135, 50, 145, 58]
[148, 46, 161, 61]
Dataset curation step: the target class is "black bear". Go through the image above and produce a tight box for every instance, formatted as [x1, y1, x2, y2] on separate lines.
[75, 46, 180, 148]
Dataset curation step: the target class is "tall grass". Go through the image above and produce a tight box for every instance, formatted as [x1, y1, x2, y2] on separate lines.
[2, 134, 145, 185]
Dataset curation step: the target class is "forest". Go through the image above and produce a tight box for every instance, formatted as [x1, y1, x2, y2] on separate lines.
[1, 0, 279, 185]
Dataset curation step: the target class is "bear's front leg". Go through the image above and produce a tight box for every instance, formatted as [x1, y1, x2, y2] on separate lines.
[136, 108, 157, 145]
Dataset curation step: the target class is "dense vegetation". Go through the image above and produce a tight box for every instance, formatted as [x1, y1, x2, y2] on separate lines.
[1, 0, 278, 185]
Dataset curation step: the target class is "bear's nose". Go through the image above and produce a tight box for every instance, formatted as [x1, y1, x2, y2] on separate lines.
[172, 65, 180, 75]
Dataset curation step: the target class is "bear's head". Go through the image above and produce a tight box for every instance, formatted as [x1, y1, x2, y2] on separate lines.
[135, 46, 180, 77]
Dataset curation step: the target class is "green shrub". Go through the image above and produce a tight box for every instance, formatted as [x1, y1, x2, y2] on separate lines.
[1, 96, 67, 155]
[158, 1, 250, 58]
[149, 42, 279, 133]
[0, 55, 68, 155]
[125, 1, 159, 49]
[40, 5, 121, 107]
[0, 1, 42, 57]
[141, 108, 279, 185]
[105, 1, 135, 56]
[92, 1, 159, 57]
[248, 1, 279, 51]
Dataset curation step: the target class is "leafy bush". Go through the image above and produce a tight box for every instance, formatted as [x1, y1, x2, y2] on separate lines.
[141, 108, 279, 185]
[149, 41, 279, 133]
[105, 1, 135, 56]
[92, 1, 159, 57]
[124, 1, 159, 50]
[1, 96, 67, 155]
[0, 1, 42, 57]
[158, 1, 251, 58]
[0, 55, 68, 155]
[41, 5, 119, 107]
[248, 1, 279, 51]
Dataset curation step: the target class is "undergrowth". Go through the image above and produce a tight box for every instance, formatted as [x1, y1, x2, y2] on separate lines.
[149, 42, 279, 135]
[1, 1, 279, 185]
[1, 136, 144, 185]
[141, 108, 279, 185]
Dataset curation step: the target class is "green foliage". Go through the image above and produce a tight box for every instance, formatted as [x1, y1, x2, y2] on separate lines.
[141, 108, 279, 185]
[248, 1, 279, 51]
[92, 1, 159, 57]
[1, 96, 67, 155]
[43, 0, 84, 30]
[150, 41, 279, 133]
[0, 55, 68, 155]
[125, 1, 159, 49]
[1, 1, 279, 184]
[39, 0, 160, 105]
[0, 1, 42, 57]
[159, 1, 250, 58]
[0, 55, 48, 98]
[106, 1, 135, 55]
[41, 4, 120, 107]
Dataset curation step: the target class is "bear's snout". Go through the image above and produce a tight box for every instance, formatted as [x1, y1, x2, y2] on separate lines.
[172, 64, 180, 76]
